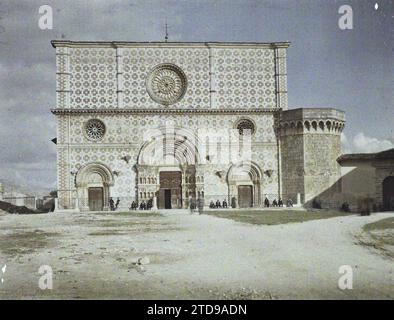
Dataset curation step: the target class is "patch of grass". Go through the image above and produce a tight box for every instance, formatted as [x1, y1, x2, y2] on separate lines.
[0, 229, 59, 257]
[363, 217, 394, 233]
[205, 209, 354, 226]
[359, 218, 394, 259]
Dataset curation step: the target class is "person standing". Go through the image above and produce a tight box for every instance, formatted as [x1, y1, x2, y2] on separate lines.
[189, 195, 193, 214]
[197, 197, 204, 215]
[109, 197, 115, 211]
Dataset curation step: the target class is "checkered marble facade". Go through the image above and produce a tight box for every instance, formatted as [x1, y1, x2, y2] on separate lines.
[52, 41, 344, 210]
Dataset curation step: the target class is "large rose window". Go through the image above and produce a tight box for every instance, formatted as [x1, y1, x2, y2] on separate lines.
[146, 64, 187, 105]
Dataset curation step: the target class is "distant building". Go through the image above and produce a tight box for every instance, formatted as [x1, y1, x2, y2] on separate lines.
[337, 148, 394, 211]
[0, 180, 37, 209]
[2, 190, 37, 209]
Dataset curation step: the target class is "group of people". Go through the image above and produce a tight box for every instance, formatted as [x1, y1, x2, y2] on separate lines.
[110, 196, 296, 211]
[264, 197, 293, 207]
[209, 199, 228, 209]
[188, 195, 204, 214]
[109, 197, 120, 211]
[129, 199, 153, 210]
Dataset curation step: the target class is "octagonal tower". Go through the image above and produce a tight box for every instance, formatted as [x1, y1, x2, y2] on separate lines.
[279, 108, 345, 207]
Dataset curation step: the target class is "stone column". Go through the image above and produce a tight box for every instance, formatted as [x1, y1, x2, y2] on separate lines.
[75, 196, 79, 211]
[274, 46, 288, 110]
[153, 196, 158, 210]
[55, 46, 71, 109]
[296, 192, 301, 207]
[116, 46, 124, 108]
[208, 45, 217, 109]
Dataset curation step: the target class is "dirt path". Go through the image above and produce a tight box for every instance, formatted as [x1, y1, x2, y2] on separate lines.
[0, 211, 393, 299]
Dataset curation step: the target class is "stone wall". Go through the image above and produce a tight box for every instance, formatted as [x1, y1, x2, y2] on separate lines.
[53, 41, 289, 111]
[55, 111, 281, 209]
[279, 133, 304, 202]
[338, 164, 376, 211]
[303, 133, 342, 203]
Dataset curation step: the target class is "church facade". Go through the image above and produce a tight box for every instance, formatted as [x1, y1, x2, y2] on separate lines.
[51, 41, 345, 211]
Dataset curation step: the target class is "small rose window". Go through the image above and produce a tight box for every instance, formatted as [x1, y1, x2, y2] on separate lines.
[85, 119, 105, 141]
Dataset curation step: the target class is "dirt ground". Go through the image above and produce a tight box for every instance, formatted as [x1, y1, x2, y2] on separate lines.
[0, 209, 393, 300]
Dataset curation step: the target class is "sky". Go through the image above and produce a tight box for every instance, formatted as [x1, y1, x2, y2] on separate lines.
[0, 0, 393, 195]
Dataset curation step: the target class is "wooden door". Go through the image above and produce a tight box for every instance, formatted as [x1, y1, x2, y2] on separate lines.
[88, 187, 103, 211]
[159, 171, 182, 209]
[238, 185, 253, 208]
[383, 176, 394, 211]
[164, 189, 172, 209]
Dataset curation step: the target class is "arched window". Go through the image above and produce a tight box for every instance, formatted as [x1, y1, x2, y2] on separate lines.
[236, 119, 255, 136]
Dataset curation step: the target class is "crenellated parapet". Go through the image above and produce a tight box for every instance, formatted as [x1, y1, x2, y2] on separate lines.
[279, 108, 345, 136]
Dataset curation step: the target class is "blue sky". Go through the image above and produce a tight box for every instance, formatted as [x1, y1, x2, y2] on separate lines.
[0, 0, 393, 194]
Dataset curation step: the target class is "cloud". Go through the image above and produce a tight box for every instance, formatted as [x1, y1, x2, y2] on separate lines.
[342, 132, 394, 154]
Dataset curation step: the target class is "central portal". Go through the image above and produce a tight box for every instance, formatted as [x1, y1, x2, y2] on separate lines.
[159, 171, 182, 209]
[88, 187, 104, 211]
[238, 185, 253, 208]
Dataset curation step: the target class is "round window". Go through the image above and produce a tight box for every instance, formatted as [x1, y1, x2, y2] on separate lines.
[85, 119, 106, 141]
[146, 63, 187, 105]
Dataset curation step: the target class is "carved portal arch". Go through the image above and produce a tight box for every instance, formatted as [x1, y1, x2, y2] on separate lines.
[75, 162, 114, 211]
[227, 161, 263, 207]
[135, 126, 202, 208]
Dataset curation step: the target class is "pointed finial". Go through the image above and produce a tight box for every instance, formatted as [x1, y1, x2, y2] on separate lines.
[165, 20, 169, 42]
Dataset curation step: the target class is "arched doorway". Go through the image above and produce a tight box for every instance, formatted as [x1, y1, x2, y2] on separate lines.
[383, 176, 394, 211]
[227, 161, 262, 208]
[158, 170, 182, 209]
[76, 162, 114, 211]
[135, 126, 202, 209]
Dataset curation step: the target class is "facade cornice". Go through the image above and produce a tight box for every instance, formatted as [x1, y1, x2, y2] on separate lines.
[51, 108, 281, 115]
[51, 40, 291, 49]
